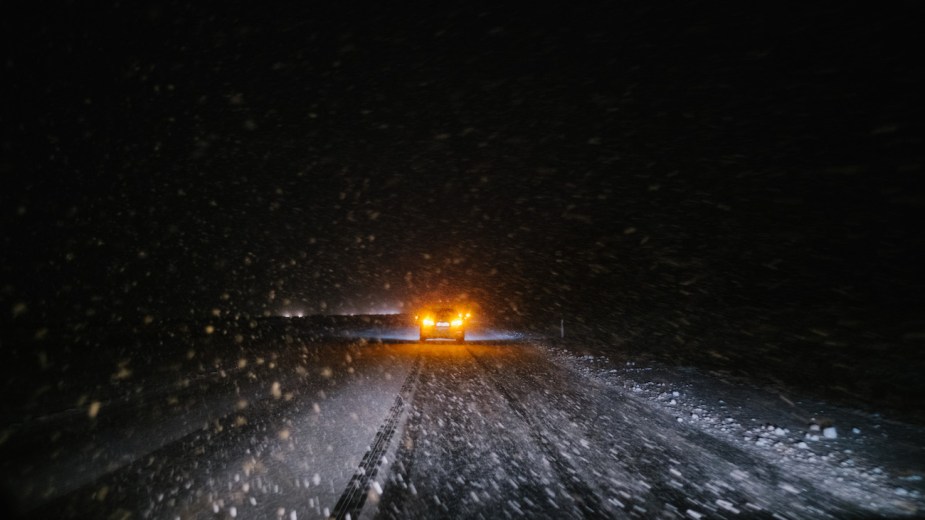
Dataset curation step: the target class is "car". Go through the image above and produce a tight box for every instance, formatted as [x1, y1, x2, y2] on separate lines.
[416, 305, 470, 343]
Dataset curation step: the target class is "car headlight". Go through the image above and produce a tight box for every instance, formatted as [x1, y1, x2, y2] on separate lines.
[451, 318, 463, 327]
[422, 317, 434, 327]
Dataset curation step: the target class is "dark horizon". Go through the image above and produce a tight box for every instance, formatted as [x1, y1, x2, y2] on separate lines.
[3, 3, 923, 345]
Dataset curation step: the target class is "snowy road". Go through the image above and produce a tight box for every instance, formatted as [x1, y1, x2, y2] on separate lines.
[378, 343, 910, 519]
[6, 337, 924, 519]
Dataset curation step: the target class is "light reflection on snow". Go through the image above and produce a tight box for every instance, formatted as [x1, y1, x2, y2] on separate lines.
[342, 326, 523, 342]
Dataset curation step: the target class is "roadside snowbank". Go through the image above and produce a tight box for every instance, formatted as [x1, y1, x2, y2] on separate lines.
[544, 345, 925, 517]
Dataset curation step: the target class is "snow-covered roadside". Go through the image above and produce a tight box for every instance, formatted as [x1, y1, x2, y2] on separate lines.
[541, 344, 925, 517]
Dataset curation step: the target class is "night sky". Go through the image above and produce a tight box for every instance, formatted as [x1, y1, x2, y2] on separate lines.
[3, 3, 923, 343]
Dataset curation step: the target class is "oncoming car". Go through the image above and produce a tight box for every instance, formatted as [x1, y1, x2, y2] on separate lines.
[416, 306, 471, 343]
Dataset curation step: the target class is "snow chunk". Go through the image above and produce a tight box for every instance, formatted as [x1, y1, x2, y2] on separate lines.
[823, 427, 837, 439]
[730, 469, 749, 481]
[716, 499, 740, 514]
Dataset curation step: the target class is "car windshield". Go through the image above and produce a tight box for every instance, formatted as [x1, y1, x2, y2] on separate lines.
[3, 4, 924, 519]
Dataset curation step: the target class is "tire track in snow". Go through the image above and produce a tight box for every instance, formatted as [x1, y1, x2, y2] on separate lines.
[376, 388, 423, 519]
[330, 355, 422, 520]
[466, 346, 609, 518]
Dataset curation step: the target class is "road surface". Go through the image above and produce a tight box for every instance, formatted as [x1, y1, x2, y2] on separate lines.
[3, 332, 923, 519]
